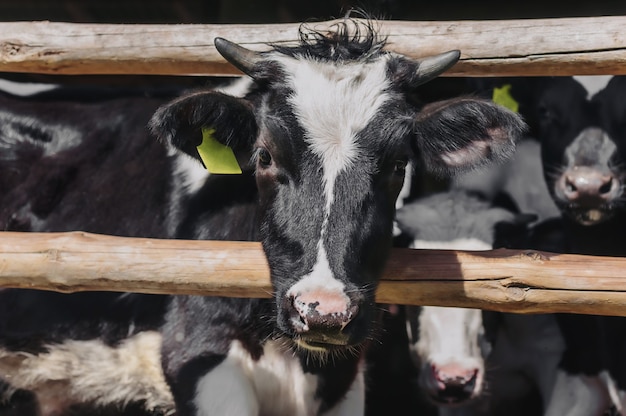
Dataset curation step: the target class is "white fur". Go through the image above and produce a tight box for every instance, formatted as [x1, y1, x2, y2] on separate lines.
[0, 331, 174, 415]
[600, 370, 626, 415]
[287, 243, 348, 301]
[415, 307, 483, 361]
[393, 162, 413, 236]
[0, 112, 82, 157]
[411, 237, 492, 252]
[564, 127, 616, 166]
[544, 370, 611, 416]
[413, 306, 485, 394]
[194, 340, 321, 416]
[166, 154, 210, 236]
[274, 53, 392, 294]
[214, 77, 254, 97]
[487, 313, 564, 408]
[322, 367, 365, 416]
[408, 235, 489, 403]
[0, 79, 57, 96]
[396, 161, 413, 210]
[166, 77, 253, 237]
[573, 75, 613, 99]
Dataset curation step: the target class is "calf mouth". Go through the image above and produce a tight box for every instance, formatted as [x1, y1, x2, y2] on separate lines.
[293, 334, 351, 353]
[425, 380, 480, 407]
[420, 363, 482, 406]
[565, 205, 614, 226]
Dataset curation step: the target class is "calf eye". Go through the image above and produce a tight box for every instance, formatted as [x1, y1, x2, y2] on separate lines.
[258, 148, 273, 168]
[538, 103, 557, 124]
[393, 159, 408, 176]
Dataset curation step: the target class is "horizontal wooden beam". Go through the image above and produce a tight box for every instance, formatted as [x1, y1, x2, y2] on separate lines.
[0, 231, 625, 317]
[0, 16, 624, 77]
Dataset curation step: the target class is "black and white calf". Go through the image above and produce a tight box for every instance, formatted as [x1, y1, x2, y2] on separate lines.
[496, 75, 626, 415]
[149, 21, 526, 416]
[395, 189, 548, 416]
[0, 20, 526, 416]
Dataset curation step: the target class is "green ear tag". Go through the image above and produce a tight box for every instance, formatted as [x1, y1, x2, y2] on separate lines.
[196, 128, 242, 174]
[492, 84, 519, 113]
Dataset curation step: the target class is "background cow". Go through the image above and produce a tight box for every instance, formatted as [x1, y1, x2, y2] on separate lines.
[470, 75, 626, 415]
[0, 19, 526, 416]
[0, 82, 185, 416]
[393, 189, 559, 416]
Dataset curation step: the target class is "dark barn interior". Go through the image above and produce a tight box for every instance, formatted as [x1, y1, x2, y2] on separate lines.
[0, 0, 624, 23]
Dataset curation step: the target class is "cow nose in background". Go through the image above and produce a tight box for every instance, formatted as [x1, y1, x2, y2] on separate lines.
[289, 289, 358, 339]
[426, 363, 480, 404]
[560, 167, 618, 204]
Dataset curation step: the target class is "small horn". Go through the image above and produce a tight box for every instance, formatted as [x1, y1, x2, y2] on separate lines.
[414, 50, 461, 87]
[214, 37, 263, 77]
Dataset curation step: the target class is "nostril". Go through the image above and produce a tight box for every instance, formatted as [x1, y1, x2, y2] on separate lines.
[599, 177, 614, 195]
[561, 169, 618, 202]
[564, 176, 577, 195]
[288, 295, 309, 333]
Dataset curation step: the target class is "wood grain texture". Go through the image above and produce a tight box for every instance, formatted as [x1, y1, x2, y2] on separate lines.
[1, 231, 625, 316]
[0, 16, 624, 76]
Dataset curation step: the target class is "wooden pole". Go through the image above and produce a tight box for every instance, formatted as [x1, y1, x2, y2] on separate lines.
[1, 231, 625, 316]
[0, 16, 624, 76]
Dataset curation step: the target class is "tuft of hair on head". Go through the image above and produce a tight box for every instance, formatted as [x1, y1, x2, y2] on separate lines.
[271, 14, 387, 64]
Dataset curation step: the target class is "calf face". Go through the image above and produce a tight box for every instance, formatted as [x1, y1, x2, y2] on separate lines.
[485, 76, 626, 415]
[150, 21, 525, 356]
[397, 190, 531, 407]
[505, 76, 626, 226]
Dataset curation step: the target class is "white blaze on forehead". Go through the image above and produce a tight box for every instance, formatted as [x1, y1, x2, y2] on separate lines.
[279, 56, 391, 200]
[565, 127, 616, 165]
[287, 243, 347, 299]
[573, 75, 613, 99]
[410, 237, 488, 369]
[416, 306, 484, 365]
[275, 54, 392, 292]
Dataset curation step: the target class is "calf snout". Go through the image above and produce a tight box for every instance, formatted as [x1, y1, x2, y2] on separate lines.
[559, 166, 618, 205]
[287, 289, 359, 347]
[556, 166, 621, 224]
[423, 362, 480, 405]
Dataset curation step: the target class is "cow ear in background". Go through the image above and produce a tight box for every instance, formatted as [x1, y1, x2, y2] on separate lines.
[149, 91, 258, 170]
[413, 97, 527, 177]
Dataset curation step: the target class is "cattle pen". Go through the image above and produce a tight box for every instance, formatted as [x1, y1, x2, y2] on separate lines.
[1, 15, 626, 317]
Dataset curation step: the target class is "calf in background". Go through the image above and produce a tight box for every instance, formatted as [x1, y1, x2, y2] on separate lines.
[396, 189, 561, 416]
[482, 75, 626, 415]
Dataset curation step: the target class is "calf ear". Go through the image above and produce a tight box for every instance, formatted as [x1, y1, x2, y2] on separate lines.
[414, 97, 526, 176]
[149, 91, 257, 167]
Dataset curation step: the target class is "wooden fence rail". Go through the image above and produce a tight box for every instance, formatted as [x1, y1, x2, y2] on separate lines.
[0, 16, 625, 77]
[1, 17, 626, 317]
[1, 231, 626, 317]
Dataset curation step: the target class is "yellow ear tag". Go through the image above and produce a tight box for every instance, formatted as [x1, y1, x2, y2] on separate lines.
[196, 128, 242, 174]
[492, 84, 519, 113]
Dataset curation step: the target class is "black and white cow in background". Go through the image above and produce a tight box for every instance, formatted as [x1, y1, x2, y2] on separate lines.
[0, 19, 526, 416]
[477, 75, 626, 416]
[0, 82, 186, 416]
[395, 189, 559, 416]
[397, 190, 509, 416]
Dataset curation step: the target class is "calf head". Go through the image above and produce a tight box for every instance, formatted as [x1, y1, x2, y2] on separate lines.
[502, 76, 626, 225]
[397, 191, 527, 405]
[407, 305, 487, 405]
[150, 21, 525, 356]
